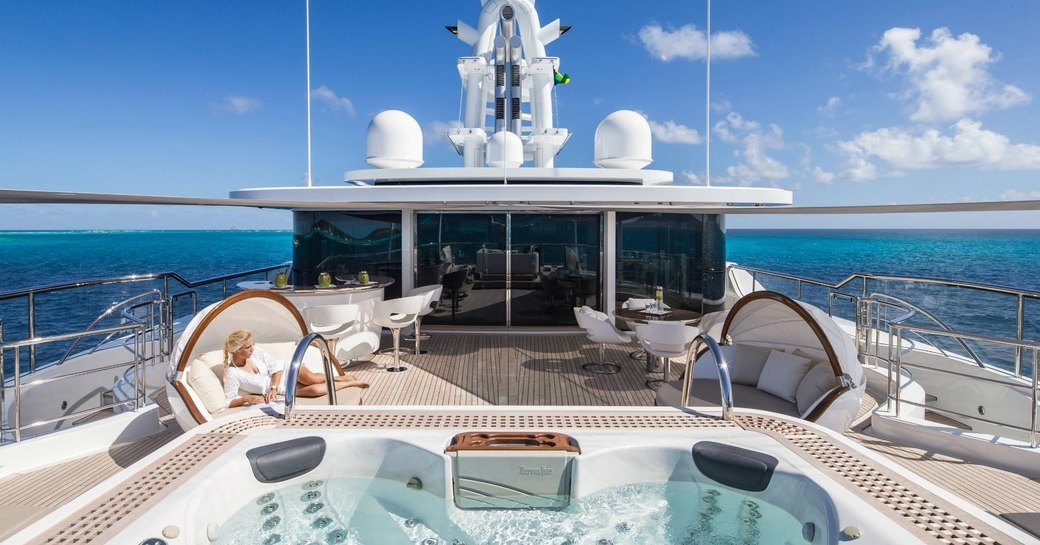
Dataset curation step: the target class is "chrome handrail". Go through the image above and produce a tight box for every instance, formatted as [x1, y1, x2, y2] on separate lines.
[889, 323, 1040, 448]
[283, 333, 339, 422]
[680, 333, 733, 421]
[866, 293, 985, 368]
[729, 263, 1038, 377]
[58, 290, 162, 365]
[3, 323, 147, 443]
[0, 262, 290, 371]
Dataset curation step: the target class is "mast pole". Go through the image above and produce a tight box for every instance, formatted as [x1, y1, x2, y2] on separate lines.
[305, 0, 313, 187]
[705, 0, 711, 186]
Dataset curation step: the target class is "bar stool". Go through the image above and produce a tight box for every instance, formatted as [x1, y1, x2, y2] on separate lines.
[440, 266, 469, 320]
[372, 295, 426, 372]
[636, 322, 699, 389]
[404, 284, 442, 355]
[303, 304, 359, 364]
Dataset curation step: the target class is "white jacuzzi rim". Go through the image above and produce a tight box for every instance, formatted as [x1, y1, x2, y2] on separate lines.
[112, 424, 913, 544]
[7, 404, 1033, 545]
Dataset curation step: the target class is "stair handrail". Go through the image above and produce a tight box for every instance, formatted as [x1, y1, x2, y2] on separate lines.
[57, 290, 163, 365]
[865, 293, 985, 368]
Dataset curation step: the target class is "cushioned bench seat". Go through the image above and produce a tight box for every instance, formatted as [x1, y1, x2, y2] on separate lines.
[656, 380, 801, 418]
[655, 343, 839, 420]
[185, 340, 363, 421]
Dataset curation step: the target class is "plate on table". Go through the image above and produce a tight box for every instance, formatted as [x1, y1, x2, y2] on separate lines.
[640, 308, 671, 316]
[270, 285, 291, 291]
[313, 284, 336, 289]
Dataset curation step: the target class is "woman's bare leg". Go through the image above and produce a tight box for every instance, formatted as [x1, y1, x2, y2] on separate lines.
[296, 379, 367, 398]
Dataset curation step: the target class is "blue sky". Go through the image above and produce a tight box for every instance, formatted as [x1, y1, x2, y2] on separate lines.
[1, 0, 1038, 229]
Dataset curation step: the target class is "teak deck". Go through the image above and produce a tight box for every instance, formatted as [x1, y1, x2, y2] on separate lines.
[0, 332, 1037, 543]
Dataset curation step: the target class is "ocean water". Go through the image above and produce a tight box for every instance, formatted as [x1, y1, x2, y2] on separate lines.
[1, 229, 1037, 375]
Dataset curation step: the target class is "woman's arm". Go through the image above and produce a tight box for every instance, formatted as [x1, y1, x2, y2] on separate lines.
[227, 393, 266, 408]
[265, 371, 282, 402]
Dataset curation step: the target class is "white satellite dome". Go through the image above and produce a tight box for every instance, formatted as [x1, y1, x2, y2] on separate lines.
[366, 110, 423, 169]
[594, 110, 652, 169]
[486, 130, 524, 168]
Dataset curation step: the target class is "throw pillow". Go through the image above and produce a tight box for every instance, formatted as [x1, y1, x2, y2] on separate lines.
[796, 362, 840, 416]
[188, 354, 227, 414]
[728, 345, 773, 386]
[757, 350, 813, 403]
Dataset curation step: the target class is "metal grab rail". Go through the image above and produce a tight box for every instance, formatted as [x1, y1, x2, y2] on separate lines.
[58, 290, 163, 365]
[730, 264, 1039, 378]
[863, 294, 986, 368]
[2, 323, 147, 443]
[680, 333, 734, 421]
[0, 262, 290, 372]
[889, 323, 1040, 448]
[283, 333, 339, 422]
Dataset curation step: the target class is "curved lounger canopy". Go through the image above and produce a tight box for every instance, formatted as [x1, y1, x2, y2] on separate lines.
[167, 290, 349, 430]
[665, 290, 865, 431]
[721, 290, 863, 389]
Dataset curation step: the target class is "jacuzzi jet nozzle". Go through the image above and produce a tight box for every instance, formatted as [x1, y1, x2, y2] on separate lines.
[407, 477, 423, 490]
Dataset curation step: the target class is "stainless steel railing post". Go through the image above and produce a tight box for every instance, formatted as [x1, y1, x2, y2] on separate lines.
[1015, 294, 1025, 377]
[13, 348, 21, 443]
[27, 291, 36, 373]
[894, 327, 904, 418]
[1031, 348, 1038, 448]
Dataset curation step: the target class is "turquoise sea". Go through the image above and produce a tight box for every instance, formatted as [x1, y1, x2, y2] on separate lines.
[1, 230, 1038, 375]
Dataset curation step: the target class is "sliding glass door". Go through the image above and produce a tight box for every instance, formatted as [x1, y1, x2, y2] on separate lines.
[510, 214, 601, 326]
[416, 213, 507, 326]
[415, 212, 602, 327]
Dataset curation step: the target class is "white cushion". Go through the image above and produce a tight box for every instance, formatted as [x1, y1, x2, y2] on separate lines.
[728, 345, 773, 386]
[796, 362, 840, 415]
[188, 351, 228, 414]
[757, 350, 813, 403]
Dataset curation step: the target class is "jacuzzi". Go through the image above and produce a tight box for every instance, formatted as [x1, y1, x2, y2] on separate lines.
[110, 423, 924, 545]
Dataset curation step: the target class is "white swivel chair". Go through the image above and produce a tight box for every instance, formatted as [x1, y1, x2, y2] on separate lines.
[573, 306, 633, 375]
[303, 304, 360, 364]
[636, 322, 700, 389]
[404, 284, 442, 355]
[372, 295, 426, 373]
[620, 298, 657, 361]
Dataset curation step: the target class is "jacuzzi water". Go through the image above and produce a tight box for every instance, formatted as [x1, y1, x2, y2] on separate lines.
[212, 476, 804, 545]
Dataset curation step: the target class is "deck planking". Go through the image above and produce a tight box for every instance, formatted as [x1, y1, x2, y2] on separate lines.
[347, 332, 667, 407]
[1, 332, 1037, 542]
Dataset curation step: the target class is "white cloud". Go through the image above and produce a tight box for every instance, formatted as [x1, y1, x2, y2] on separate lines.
[837, 119, 1040, 180]
[711, 112, 789, 185]
[311, 85, 356, 116]
[680, 170, 702, 185]
[869, 27, 1030, 122]
[817, 96, 841, 117]
[638, 24, 754, 62]
[424, 120, 463, 148]
[214, 95, 262, 114]
[648, 119, 702, 145]
[1000, 189, 1040, 200]
[812, 167, 837, 184]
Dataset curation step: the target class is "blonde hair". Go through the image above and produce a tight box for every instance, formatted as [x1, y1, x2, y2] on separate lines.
[223, 329, 253, 370]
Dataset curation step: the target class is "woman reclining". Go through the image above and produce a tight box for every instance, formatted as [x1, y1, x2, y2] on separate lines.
[222, 329, 368, 408]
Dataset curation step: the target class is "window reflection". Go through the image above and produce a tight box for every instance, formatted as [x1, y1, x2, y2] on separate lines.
[615, 212, 725, 314]
[292, 211, 402, 298]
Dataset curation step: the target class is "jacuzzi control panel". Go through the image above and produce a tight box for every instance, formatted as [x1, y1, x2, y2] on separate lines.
[445, 432, 580, 509]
